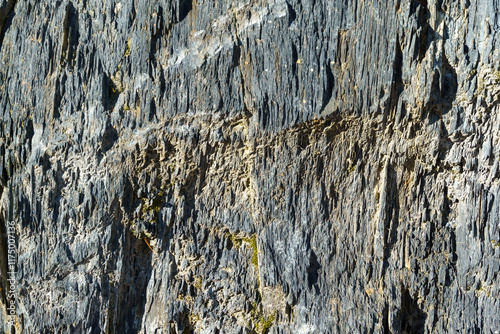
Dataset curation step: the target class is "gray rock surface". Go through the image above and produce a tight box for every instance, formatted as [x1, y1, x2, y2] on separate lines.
[0, 0, 499, 332]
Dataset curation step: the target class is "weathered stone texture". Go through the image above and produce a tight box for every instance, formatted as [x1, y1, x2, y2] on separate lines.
[0, 0, 500, 333]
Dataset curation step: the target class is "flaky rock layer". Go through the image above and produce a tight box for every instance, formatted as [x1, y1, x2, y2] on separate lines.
[0, 0, 499, 332]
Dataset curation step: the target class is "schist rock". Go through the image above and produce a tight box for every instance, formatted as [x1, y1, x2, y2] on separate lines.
[0, 0, 499, 333]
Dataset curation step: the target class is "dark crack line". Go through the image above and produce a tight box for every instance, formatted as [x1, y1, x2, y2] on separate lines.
[0, 0, 18, 52]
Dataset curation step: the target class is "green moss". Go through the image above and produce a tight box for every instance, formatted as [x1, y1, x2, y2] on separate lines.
[227, 233, 242, 248]
[348, 164, 356, 174]
[259, 313, 276, 333]
[253, 310, 276, 333]
[124, 39, 131, 57]
[129, 188, 167, 240]
[151, 190, 165, 212]
[248, 302, 277, 333]
[249, 235, 258, 267]
[141, 189, 166, 214]
[193, 276, 202, 290]
[474, 281, 493, 298]
[109, 83, 122, 102]
[227, 233, 258, 268]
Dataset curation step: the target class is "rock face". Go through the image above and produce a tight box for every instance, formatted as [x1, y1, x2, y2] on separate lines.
[0, 0, 500, 332]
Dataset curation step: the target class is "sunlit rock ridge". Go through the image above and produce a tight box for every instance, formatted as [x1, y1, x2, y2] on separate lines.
[0, 0, 499, 332]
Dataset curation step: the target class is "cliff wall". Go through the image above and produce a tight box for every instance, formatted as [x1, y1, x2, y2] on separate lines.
[0, 0, 499, 332]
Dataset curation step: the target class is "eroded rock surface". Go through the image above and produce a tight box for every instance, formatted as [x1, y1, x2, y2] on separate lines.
[0, 0, 499, 333]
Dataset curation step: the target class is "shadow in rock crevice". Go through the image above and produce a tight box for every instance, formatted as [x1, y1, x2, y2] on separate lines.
[105, 186, 154, 334]
[440, 53, 458, 116]
[400, 288, 427, 334]
[61, 1, 80, 69]
[307, 251, 321, 294]
[177, 0, 192, 22]
[410, 0, 431, 63]
[111, 228, 154, 333]
[425, 51, 457, 124]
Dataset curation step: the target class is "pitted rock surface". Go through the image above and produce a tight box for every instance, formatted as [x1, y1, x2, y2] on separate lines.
[0, 0, 500, 333]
